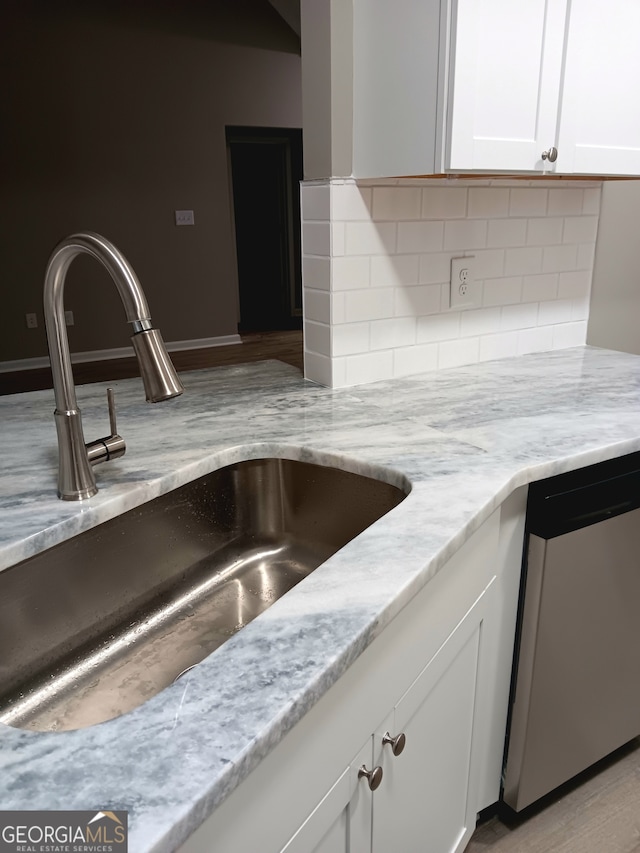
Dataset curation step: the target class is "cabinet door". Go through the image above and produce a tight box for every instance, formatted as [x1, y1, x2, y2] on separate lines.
[371, 594, 486, 853]
[281, 739, 373, 853]
[448, 0, 567, 172]
[556, 0, 640, 175]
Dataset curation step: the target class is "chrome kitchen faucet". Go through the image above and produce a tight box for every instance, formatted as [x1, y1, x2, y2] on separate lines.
[43, 231, 184, 500]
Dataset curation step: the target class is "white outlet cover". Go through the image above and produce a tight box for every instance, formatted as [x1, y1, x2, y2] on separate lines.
[449, 256, 478, 310]
[175, 209, 195, 226]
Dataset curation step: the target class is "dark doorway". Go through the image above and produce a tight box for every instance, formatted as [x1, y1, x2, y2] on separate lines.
[227, 127, 303, 332]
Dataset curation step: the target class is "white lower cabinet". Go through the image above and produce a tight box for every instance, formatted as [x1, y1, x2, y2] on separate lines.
[372, 607, 483, 853]
[180, 506, 521, 853]
[283, 592, 487, 853]
[281, 739, 372, 853]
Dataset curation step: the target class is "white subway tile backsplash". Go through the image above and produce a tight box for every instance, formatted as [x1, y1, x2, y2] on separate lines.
[509, 188, 548, 217]
[460, 307, 502, 337]
[394, 284, 441, 317]
[345, 350, 394, 385]
[547, 188, 584, 216]
[542, 244, 578, 273]
[422, 187, 467, 219]
[371, 254, 420, 287]
[558, 270, 591, 300]
[304, 320, 331, 355]
[444, 219, 487, 250]
[304, 350, 333, 385]
[582, 187, 601, 215]
[332, 256, 371, 290]
[505, 247, 543, 276]
[527, 217, 563, 246]
[563, 216, 598, 244]
[577, 243, 595, 270]
[303, 256, 331, 290]
[370, 317, 417, 350]
[417, 311, 461, 343]
[468, 187, 509, 218]
[393, 343, 439, 378]
[301, 178, 601, 387]
[330, 357, 348, 388]
[538, 298, 574, 326]
[479, 331, 519, 362]
[303, 222, 331, 256]
[483, 277, 523, 307]
[331, 184, 373, 220]
[487, 218, 527, 248]
[517, 325, 554, 355]
[301, 184, 330, 221]
[521, 273, 558, 303]
[552, 321, 587, 349]
[332, 222, 346, 256]
[397, 221, 444, 254]
[373, 187, 422, 221]
[345, 221, 396, 256]
[419, 252, 452, 284]
[331, 292, 346, 324]
[343, 288, 395, 322]
[474, 249, 505, 279]
[501, 302, 538, 331]
[439, 337, 480, 368]
[304, 288, 331, 324]
[332, 322, 370, 356]
[571, 296, 591, 321]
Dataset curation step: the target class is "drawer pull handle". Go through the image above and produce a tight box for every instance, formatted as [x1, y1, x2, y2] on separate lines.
[358, 764, 383, 791]
[541, 147, 558, 162]
[382, 731, 406, 756]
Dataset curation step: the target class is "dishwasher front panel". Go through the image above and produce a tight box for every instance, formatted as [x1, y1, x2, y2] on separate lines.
[503, 506, 640, 812]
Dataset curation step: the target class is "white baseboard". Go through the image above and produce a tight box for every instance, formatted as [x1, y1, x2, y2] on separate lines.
[0, 334, 242, 374]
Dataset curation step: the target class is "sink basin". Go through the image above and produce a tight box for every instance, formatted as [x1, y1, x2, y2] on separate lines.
[0, 457, 407, 732]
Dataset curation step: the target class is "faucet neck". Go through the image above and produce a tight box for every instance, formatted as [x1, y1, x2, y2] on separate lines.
[43, 232, 152, 414]
[43, 231, 183, 500]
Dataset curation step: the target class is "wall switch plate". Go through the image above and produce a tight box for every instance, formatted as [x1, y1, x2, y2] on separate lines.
[25, 312, 38, 329]
[449, 256, 478, 309]
[175, 209, 195, 226]
[65, 310, 74, 326]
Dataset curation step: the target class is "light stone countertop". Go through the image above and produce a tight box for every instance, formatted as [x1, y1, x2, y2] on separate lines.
[1, 345, 639, 851]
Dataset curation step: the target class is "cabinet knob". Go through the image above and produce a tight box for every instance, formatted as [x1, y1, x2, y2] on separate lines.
[358, 764, 383, 791]
[382, 731, 406, 756]
[541, 147, 558, 163]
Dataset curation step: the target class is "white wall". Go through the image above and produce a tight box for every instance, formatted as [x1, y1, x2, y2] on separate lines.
[587, 181, 640, 355]
[302, 179, 600, 387]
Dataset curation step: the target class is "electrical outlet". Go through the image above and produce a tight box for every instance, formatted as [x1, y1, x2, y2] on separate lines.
[449, 256, 478, 309]
[175, 209, 195, 226]
[25, 313, 38, 329]
[65, 310, 74, 326]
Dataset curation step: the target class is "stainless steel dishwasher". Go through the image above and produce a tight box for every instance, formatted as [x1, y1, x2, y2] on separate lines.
[503, 453, 640, 812]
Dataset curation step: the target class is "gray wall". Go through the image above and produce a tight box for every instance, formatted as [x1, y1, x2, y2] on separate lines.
[1, 1, 301, 362]
[587, 181, 640, 355]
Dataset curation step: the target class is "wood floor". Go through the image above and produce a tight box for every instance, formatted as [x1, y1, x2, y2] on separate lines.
[0, 330, 304, 396]
[467, 737, 640, 853]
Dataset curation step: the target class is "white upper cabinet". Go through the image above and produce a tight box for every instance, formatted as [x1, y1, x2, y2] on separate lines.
[449, 0, 640, 175]
[448, 0, 568, 172]
[345, 0, 640, 177]
[556, 0, 640, 174]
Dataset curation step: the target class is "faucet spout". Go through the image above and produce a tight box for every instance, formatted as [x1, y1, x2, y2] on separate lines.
[43, 232, 184, 500]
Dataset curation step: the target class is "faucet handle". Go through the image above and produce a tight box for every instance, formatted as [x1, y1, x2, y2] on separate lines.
[86, 388, 127, 466]
[107, 387, 118, 436]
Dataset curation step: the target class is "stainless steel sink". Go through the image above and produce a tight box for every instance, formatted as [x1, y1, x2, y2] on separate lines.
[0, 457, 407, 732]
